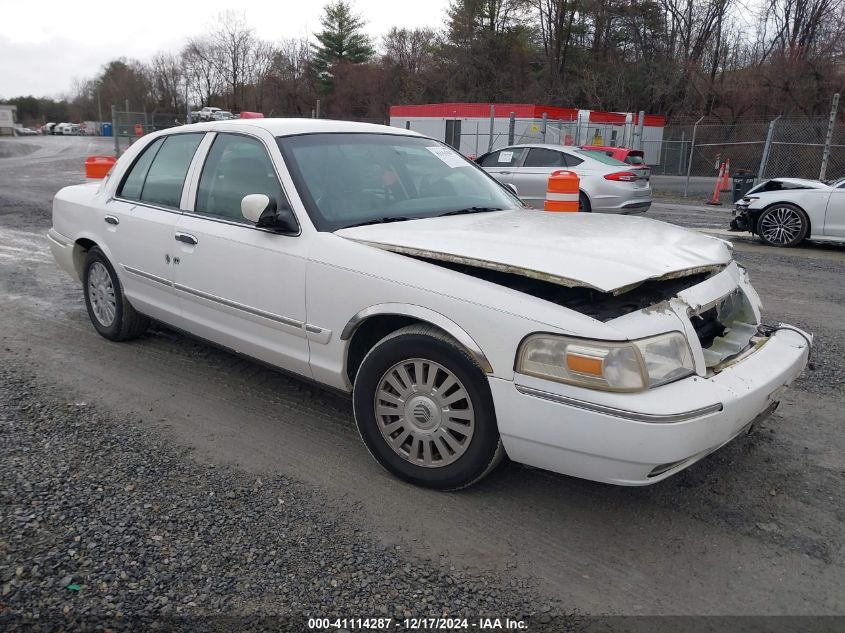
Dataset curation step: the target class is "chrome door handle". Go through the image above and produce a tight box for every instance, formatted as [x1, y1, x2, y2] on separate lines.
[104, 215, 119, 225]
[174, 233, 198, 245]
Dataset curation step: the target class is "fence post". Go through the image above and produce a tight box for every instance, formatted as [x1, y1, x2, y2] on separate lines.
[635, 111, 645, 149]
[508, 112, 515, 145]
[487, 105, 495, 152]
[820, 93, 840, 181]
[684, 116, 705, 198]
[111, 105, 119, 157]
[678, 131, 685, 175]
[541, 112, 548, 142]
[758, 115, 781, 183]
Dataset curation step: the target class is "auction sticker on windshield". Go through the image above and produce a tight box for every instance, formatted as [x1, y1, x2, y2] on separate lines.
[426, 145, 469, 168]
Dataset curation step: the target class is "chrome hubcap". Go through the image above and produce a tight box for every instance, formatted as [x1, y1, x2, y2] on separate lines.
[760, 207, 802, 244]
[374, 358, 475, 468]
[88, 261, 116, 327]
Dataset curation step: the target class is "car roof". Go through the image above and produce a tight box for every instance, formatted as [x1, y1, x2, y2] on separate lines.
[174, 117, 423, 138]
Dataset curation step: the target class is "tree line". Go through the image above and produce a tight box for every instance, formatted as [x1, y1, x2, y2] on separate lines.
[5, 0, 845, 126]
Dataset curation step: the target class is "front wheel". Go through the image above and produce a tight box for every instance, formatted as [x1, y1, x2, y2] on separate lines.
[757, 204, 809, 247]
[353, 325, 504, 490]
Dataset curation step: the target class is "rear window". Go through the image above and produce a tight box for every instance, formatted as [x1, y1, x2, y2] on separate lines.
[576, 149, 628, 166]
[625, 153, 645, 165]
[140, 133, 204, 208]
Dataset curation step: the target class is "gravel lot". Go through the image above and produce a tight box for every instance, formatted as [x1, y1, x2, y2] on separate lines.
[0, 366, 562, 631]
[0, 136, 843, 627]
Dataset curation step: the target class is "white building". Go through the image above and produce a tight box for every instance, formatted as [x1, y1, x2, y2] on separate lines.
[0, 104, 17, 136]
[389, 103, 666, 165]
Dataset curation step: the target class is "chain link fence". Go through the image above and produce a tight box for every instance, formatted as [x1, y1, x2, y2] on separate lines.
[111, 109, 183, 155]
[646, 115, 844, 189]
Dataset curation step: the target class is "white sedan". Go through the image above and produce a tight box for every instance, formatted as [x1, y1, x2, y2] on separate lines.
[48, 119, 810, 489]
[731, 177, 845, 246]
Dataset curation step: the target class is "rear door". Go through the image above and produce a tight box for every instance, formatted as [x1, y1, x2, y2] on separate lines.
[476, 147, 526, 186]
[510, 147, 568, 209]
[106, 132, 204, 326]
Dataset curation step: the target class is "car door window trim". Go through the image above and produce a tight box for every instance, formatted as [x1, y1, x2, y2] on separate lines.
[192, 131, 300, 234]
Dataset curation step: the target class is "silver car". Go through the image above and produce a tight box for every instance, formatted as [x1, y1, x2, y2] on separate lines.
[477, 144, 652, 213]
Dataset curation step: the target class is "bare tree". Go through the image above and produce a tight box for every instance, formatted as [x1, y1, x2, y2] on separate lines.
[150, 53, 183, 113]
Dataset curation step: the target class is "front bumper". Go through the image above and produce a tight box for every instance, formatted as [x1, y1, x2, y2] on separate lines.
[491, 327, 810, 485]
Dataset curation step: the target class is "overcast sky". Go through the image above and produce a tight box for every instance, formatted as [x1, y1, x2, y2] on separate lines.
[0, 0, 451, 99]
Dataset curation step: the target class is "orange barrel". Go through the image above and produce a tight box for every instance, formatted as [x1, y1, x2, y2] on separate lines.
[85, 155, 117, 179]
[134, 123, 143, 137]
[543, 169, 580, 212]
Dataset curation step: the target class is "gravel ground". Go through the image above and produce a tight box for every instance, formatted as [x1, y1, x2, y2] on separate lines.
[0, 366, 570, 632]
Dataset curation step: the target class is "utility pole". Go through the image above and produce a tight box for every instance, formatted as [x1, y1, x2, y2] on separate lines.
[820, 93, 840, 181]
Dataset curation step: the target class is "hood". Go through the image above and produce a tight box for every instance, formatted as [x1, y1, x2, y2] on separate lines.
[335, 210, 732, 294]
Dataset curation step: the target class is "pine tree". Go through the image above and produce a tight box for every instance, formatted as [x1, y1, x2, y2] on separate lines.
[312, 0, 375, 87]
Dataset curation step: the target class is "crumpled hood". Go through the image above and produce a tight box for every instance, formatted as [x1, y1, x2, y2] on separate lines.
[335, 210, 732, 293]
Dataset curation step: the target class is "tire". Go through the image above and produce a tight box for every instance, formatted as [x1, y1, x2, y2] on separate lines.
[579, 192, 592, 213]
[83, 247, 149, 341]
[353, 325, 504, 490]
[757, 203, 809, 247]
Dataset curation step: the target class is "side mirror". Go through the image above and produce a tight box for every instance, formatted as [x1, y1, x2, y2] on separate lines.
[241, 194, 298, 233]
[505, 183, 519, 196]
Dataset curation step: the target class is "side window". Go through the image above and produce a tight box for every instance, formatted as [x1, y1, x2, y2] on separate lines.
[195, 134, 286, 221]
[118, 137, 164, 201]
[478, 148, 525, 168]
[140, 133, 204, 208]
[523, 148, 566, 168]
[563, 153, 584, 168]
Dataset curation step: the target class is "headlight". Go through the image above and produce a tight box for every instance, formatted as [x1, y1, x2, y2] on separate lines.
[516, 332, 695, 392]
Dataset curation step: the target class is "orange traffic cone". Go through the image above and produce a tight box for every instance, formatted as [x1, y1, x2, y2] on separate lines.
[707, 162, 725, 206]
[720, 159, 731, 192]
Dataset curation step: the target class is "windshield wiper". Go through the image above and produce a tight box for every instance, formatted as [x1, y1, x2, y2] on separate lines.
[439, 206, 503, 217]
[344, 216, 412, 228]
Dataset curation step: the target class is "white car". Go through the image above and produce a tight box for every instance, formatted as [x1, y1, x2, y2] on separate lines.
[476, 143, 652, 213]
[47, 119, 810, 489]
[198, 107, 221, 121]
[211, 110, 235, 121]
[731, 177, 845, 246]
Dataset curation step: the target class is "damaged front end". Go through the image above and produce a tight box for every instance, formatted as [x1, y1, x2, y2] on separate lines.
[411, 252, 767, 381]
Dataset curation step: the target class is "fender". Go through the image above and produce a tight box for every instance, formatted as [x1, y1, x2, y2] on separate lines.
[341, 303, 494, 375]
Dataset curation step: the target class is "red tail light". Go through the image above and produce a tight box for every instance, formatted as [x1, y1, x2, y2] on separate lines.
[604, 171, 639, 182]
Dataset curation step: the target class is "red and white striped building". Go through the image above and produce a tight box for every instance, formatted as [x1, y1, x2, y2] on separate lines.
[388, 103, 666, 165]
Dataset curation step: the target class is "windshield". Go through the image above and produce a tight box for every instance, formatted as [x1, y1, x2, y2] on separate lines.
[575, 149, 629, 166]
[277, 133, 522, 231]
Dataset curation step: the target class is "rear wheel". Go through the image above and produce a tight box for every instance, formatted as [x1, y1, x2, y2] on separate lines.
[83, 247, 149, 341]
[579, 192, 592, 212]
[353, 325, 504, 490]
[758, 204, 808, 247]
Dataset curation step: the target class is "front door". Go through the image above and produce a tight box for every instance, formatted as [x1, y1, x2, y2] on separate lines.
[172, 132, 311, 378]
[476, 147, 526, 187]
[510, 147, 570, 209]
[824, 183, 845, 237]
